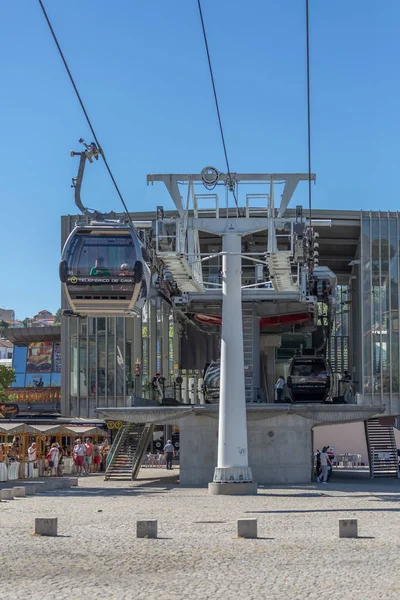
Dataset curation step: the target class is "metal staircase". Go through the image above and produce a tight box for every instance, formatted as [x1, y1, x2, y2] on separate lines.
[242, 305, 254, 403]
[155, 217, 204, 293]
[105, 423, 155, 481]
[365, 419, 399, 478]
[161, 255, 204, 292]
[267, 251, 298, 292]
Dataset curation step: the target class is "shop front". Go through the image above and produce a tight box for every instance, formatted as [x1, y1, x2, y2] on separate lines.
[3, 326, 62, 415]
[0, 420, 108, 481]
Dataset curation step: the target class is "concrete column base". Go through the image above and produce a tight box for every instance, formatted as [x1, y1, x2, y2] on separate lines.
[213, 466, 253, 484]
[208, 482, 258, 495]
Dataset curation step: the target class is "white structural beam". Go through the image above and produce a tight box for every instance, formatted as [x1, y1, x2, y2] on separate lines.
[147, 173, 316, 216]
[212, 232, 254, 485]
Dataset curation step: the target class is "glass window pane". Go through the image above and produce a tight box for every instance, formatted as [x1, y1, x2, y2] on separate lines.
[142, 303, 149, 392]
[381, 220, 390, 393]
[156, 306, 162, 373]
[53, 342, 61, 373]
[371, 219, 380, 393]
[26, 374, 51, 387]
[390, 220, 399, 393]
[169, 311, 174, 376]
[107, 318, 116, 398]
[88, 336, 97, 396]
[116, 318, 125, 398]
[12, 374, 26, 387]
[12, 346, 27, 373]
[70, 318, 78, 396]
[97, 328, 106, 397]
[67, 234, 138, 277]
[51, 372, 61, 387]
[79, 337, 88, 397]
[362, 217, 372, 394]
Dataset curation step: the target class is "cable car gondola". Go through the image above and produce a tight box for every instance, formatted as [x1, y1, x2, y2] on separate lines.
[286, 356, 332, 404]
[60, 221, 150, 316]
[60, 140, 150, 317]
[203, 361, 220, 404]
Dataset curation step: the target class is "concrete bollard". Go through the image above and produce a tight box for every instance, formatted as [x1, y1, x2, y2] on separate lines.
[35, 518, 58, 537]
[237, 518, 258, 539]
[68, 477, 79, 487]
[0, 489, 14, 500]
[137, 520, 158, 539]
[12, 487, 26, 498]
[339, 519, 358, 538]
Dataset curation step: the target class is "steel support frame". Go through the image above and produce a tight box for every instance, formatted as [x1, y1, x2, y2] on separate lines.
[147, 172, 316, 218]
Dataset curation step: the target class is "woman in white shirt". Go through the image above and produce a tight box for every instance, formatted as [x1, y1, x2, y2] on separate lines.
[49, 443, 59, 477]
[0, 444, 7, 482]
[27, 442, 37, 478]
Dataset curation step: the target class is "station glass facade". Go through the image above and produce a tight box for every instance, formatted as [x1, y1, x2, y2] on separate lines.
[65, 300, 179, 417]
[361, 213, 400, 398]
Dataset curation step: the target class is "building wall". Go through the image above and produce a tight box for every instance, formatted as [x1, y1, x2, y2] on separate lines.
[360, 212, 400, 415]
[179, 413, 312, 486]
[0, 309, 15, 322]
[0, 343, 13, 360]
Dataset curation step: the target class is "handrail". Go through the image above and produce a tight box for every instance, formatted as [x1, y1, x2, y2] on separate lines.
[105, 426, 126, 471]
[131, 424, 155, 480]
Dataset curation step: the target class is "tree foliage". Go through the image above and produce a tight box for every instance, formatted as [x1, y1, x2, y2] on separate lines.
[54, 308, 62, 325]
[0, 365, 15, 402]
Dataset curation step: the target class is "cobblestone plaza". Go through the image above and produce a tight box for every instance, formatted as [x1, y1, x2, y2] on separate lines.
[1, 470, 400, 599]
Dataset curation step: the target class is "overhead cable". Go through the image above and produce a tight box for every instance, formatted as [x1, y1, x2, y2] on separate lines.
[197, 0, 239, 209]
[37, 0, 132, 221]
[305, 0, 313, 230]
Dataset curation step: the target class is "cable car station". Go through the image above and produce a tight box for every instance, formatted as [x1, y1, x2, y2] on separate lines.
[60, 165, 398, 492]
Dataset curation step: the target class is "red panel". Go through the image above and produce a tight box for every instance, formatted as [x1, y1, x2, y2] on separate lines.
[194, 313, 222, 326]
[194, 312, 311, 328]
[260, 312, 311, 328]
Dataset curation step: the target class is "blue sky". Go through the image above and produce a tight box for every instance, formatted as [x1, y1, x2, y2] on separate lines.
[1, 0, 399, 319]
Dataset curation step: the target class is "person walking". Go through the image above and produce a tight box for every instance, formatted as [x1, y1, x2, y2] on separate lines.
[100, 440, 110, 472]
[57, 444, 64, 477]
[27, 442, 37, 478]
[275, 376, 285, 403]
[73, 439, 85, 476]
[84, 438, 93, 474]
[341, 370, 352, 402]
[317, 446, 331, 484]
[92, 442, 101, 473]
[48, 443, 59, 477]
[163, 439, 175, 470]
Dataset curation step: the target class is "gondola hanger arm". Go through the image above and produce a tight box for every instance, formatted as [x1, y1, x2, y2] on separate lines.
[70, 138, 103, 217]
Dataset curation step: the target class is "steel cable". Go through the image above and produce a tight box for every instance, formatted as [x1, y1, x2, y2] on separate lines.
[38, 0, 132, 221]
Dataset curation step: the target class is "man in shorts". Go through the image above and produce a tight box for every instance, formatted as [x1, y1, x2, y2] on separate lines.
[73, 439, 85, 476]
[84, 438, 93, 474]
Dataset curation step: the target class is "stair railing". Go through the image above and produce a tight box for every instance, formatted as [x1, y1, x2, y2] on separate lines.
[104, 425, 128, 480]
[131, 424, 155, 480]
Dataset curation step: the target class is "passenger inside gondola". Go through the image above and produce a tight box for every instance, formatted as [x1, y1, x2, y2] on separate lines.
[119, 263, 134, 277]
[90, 257, 110, 277]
